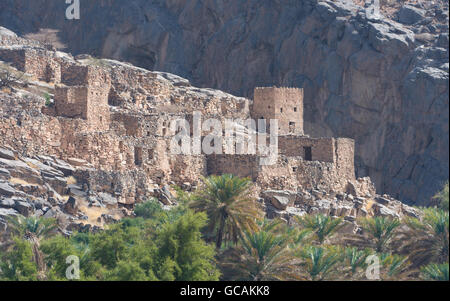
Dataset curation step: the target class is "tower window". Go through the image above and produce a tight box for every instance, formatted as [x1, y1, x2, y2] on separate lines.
[304, 146, 312, 161]
[134, 147, 143, 166]
[294, 107, 297, 112]
[289, 122, 295, 133]
[280, 108, 283, 113]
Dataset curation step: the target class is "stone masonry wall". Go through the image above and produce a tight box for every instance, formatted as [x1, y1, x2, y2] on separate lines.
[252, 87, 304, 135]
[334, 138, 356, 183]
[0, 47, 61, 83]
[278, 135, 335, 163]
[206, 154, 260, 180]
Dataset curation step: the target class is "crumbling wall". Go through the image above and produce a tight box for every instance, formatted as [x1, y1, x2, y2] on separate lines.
[54, 86, 88, 119]
[334, 138, 356, 182]
[258, 156, 340, 192]
[206, 154, 260, 180]
[252, 87, 304, 135]
[278, 136, 335, 162]
[0, 47, 61, 83]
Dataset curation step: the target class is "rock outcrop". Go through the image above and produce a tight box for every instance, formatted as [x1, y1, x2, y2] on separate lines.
[1, 0, 447, 204]
[0, 146, 133, 235]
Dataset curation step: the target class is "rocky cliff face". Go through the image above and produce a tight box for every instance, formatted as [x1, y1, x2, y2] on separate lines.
[0, 0, 448, 204]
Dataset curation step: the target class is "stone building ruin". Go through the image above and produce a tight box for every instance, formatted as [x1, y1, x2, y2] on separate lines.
[0, 35, 362, 205]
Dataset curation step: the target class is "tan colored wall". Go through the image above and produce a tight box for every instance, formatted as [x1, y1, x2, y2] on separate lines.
[252, 87, 304, 135]
[334, 138, 355, 182]
[258, 156, 338, 191]
[278, 136, 335, 163]
[0, 47, 61, 83]
[54, 86, 88, 119]
[54, 64, 111, 131]
[206, 154, 260, 180]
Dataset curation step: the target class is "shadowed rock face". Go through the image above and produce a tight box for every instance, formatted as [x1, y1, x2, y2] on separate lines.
[0, 0, 448, 205]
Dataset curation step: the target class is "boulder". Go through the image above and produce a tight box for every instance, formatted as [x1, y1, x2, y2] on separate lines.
[0, 148, 15, 160]
[67, 157, 88, 167]
[0, 207, 19, 219]
[69, 185, 87, 197]
[345, 181, 357, 196]
[375, 196, 390, 205]
[271, 195, 290, 210]
[398, 5, 426, 25]
[0, 198, 15, 208]
[99, 214, 118, 224]
[262, 190, 296, 209]
[401, 205, 421, 218]
[0, 168, 10, 180]
[0, 182, 16, 197]
[98, 192, 118, 208]
[63, 196, 79, 214]
[0, 158, 42, 185]
[13, 199, 33, 216]
[49, 160, 75, 176]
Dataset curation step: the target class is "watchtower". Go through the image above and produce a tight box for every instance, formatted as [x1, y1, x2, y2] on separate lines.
[251, 87, 304, 135]
[54, 65, 111, 131]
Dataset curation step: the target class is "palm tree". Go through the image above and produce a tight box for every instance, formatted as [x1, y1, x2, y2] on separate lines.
[359, 216, 400, 252]
[7, 216, 57, 279]
[401, 208, 449, 267]
[378, 253, 411, 280]
[190, 174, 262, 249]
[295, 214, 343, 244]
[343, 247, 370, 277]
[220, 228, 301, 280]
[432, 181, 449, 211]
[298, 245, 340, 280]
[421, 263, 449, 281]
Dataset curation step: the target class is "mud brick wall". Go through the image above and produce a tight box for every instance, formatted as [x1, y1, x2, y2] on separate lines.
[258, 156, 340, 191]
[0, 47, 61, 83]
[85, 85, 110, 131]
[54, 86, 88, 119]
[278, 136, 335, 163]
[0, 47, 26, 70]
[334, 138, 356, 182]
[206, 154, 260, 180]
[252, 87, 304, 135]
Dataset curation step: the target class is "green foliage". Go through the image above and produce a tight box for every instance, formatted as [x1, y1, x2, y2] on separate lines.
[155, 210, 220, 281]
[359, 216, 400, 252]
[296, 214, 343, 244]
[105, 261, 150, 281]
[221, 225, 300, 281]
[0, 238, 38, 281]
[43, 92, 52, 107]
[433, 181, 449, 211]
[190, 174, 262, 249]
[89, 223, 142, 269]
[379, 253, 410, 278]
[299, 245, 341, 280]
[403, 207, 449, 266]
[134, 198, 164, 219]
[7, 216, 57, 239]
[421, 263, 449, 281]
[343, 247, 370, 276]
[2, 175, 448, 281]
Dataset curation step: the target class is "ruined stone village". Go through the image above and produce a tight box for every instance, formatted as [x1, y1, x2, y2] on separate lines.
[0, 28, 420, 235]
